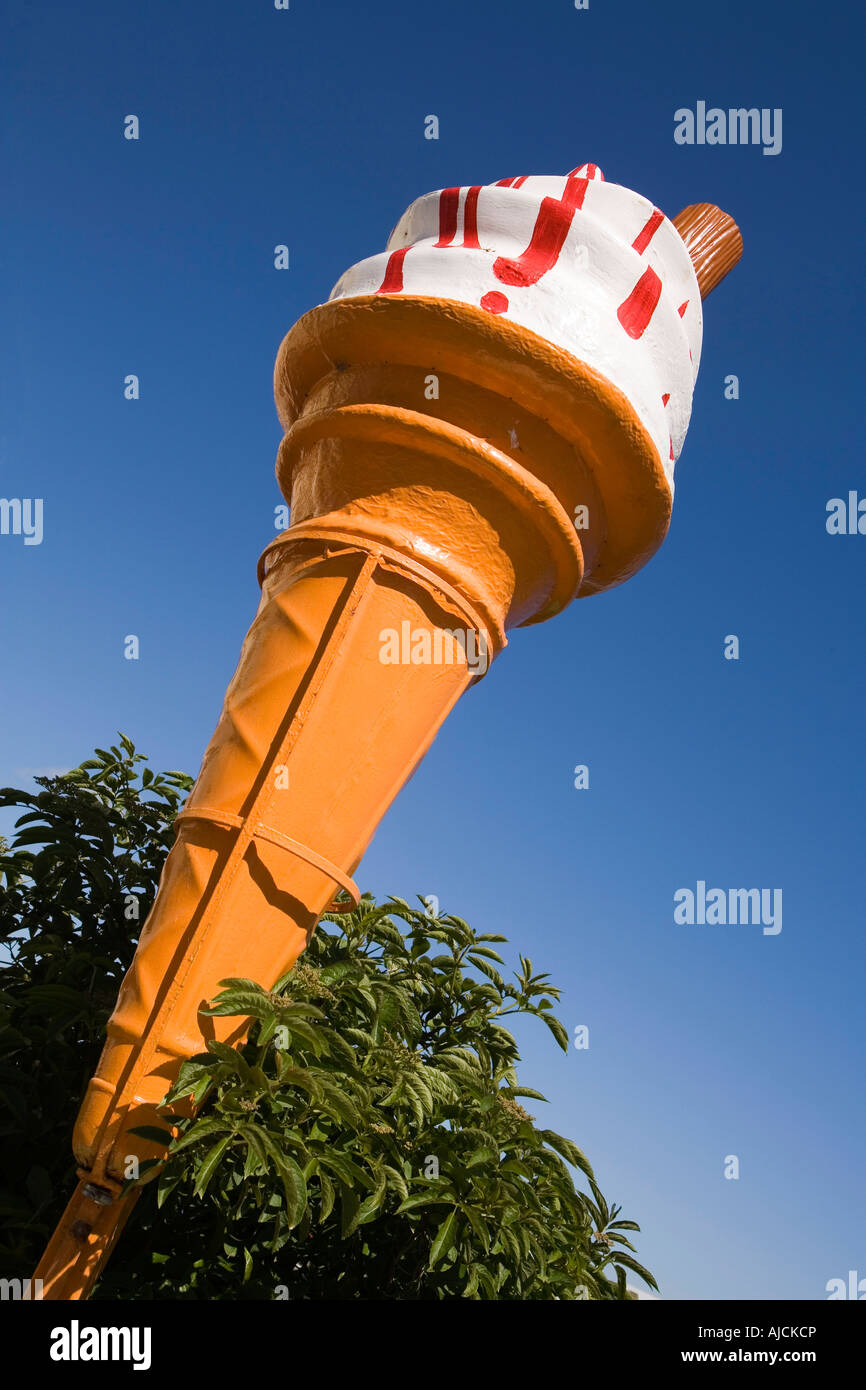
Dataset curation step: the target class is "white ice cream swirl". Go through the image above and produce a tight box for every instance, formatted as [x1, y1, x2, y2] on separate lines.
[328, 165, 702, 489]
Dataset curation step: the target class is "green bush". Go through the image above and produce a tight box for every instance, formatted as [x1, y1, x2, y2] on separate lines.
[0, 741, 656, 1300]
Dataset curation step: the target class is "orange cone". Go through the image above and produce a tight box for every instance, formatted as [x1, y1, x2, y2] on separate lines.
[35, 170, 741, 1297]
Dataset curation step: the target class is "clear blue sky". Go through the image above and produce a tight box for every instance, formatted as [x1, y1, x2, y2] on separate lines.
[2, 0, 864, 1300]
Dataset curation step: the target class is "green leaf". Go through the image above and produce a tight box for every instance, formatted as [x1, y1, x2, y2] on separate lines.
[239, 1124, 268, 1179]
[257, 1133, 308, 1227]
[318, 1170, 336, 1223]
[499, 1159, 531, 1178]
[396, 1191, 451, 1215]
[609, 1252, 659, 1291]
[468, 957, 505, 989]
[539, 1012, 570, 1053]
[339, 1182, 361, 1239]
[167, 1117, 231, 1155]
[460, 1205, 490, 1252]
[541, 1130, 595, 1181]
[156, 1166, 185, 1210]
[127, 1125, 174, 1147]
[319, 1151, 371, 1188]
[357, 1170, 387, 1224]
[428, 1208, 460, 1267]
[274, 1065, 323, 1102]
[467, 945, 505, 963]
[465, 1146, 498, 1169]
[202, 991, 275, 1020]
[278, 1155, 308, 1228]
[193, 1135, 232, 1197]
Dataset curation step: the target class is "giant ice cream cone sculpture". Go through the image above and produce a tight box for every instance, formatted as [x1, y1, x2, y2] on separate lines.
[34, 165, 741, 1298]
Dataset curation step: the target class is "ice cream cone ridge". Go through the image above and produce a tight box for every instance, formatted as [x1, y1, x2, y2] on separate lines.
[273, 295, 672, 609]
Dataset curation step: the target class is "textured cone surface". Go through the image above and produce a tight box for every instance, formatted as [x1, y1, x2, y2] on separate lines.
[73, 547, 479, 1183]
